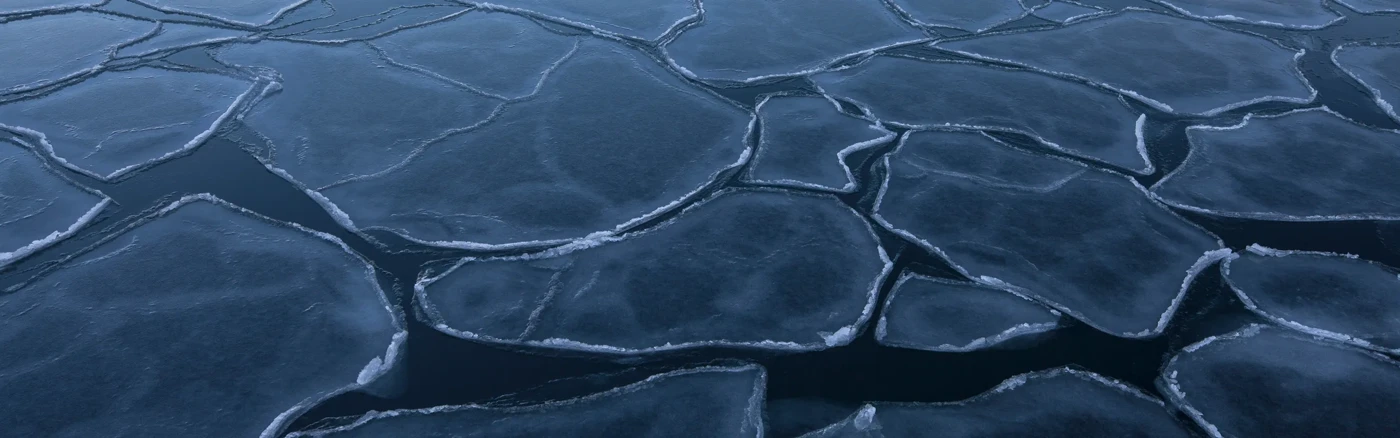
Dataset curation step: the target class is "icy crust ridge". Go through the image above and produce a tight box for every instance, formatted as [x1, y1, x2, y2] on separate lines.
[454, 0, 702, 43]
[1146, 0, 1344, 29]
[0, 135, 112, 268]
[744, 92, 897, 193]
[1332, 42, 1400, 124]
[128, 0, 312, 28]
[874, 273, 1063, 353]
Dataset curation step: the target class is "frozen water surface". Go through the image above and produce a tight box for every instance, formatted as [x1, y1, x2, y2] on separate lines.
[1161, 326, 1400, 438]
[418, 189, 890, 353]
[1031, 1, 1103, 24]
[1333, 43, 1400, 124]
[133, 0, 308, 27]
[0, 195, 403, 438]
[1225, 246, 1400, 354]
[875, 130, 1223, 337]
[1148, 0, 1342, 28]
[887, 0, 1030, 32]
[260, 0, 467, 43]
[936, 11, 1315, 115]
[115, 23, 249, 58]
[746, 95, 894, 192]
[0, 139, 108, 266]
[289, 365, 764, 437]
[1336, 0, 1400, 13]
[812, 56, 1150, 173]
[1152, 108, 1400, 221]
[876, 274, 1061, 352]
[0, 12, 154, 94]
[479, 0, 697, 41]
[0, 0, 104, 16]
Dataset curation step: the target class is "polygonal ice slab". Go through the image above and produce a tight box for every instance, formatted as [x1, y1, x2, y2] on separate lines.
[1224, 245, 1400, 354]
[289, 365, 765, 437]
[803, 368, 1193, 438]
[812, 56, 1151, 174]
[0, 195, 403, 438]
[483, 0, 697, 41]
[418, 189, 890, 353]
[1336, 0, 1400, 13]
[935, 10, 1314, 115]
[0, 0, 103, 16]
[876, 274, 1061, 352]
[746, 95, 894, 192]
[1161, 325, 1400, 438]
[1031, 1, 1104, 24]
[887, 0, 1030, 32]
[132, 0, 307, 27]
[1148, 0, 1342, 29]
[0, 12, 154, 94]
[875, 130, 1224, 337]
[663, 0, 921, 82]
[1333, 43, 1400, 124]
[0, 139, 108, 266]
[1152, 108, 1400, 221]
[0, 67, 255, 180]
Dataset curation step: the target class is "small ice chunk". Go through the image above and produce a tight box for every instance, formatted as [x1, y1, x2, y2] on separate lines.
[115, 23, 248, 57]
[1032, 1, 1105, 24]
[1152, 108, 1400, 221]
[0, 12, 154, 94]
[663, 0, 921, 82]
[877, 274, 1060, 352]
[290, 365, 765, 437]
[0, 195, 403, 437]
[746, 95, 894, 192]
[1161, 325, 1400, 438]
[419, 189, 890, 353]
[483, 0, 697, 41]
[888, 0, 1031, 32]
[875, 131, 1222, 337]
[1148, 0, 1342, 29]
[0, 0, 102, 16]
[1333, 43, 1400, 124]
[1335, 0, 1400, 13]
[936, 11, 1315, 115]
[132, 0, 306, 27]
[0, 139, 108, 266]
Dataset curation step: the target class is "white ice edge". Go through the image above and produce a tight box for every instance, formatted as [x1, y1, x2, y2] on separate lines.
[1335, 0, 1400, 13]
[460, 1, 679, 43]
[0, 0, 108, 18]
[874, 366, 1169, 412]
[660, 36, 933, 84]
[891, 0, 1040, 34]
[269, 5, 473, 45]
[1030, 0, 1108, 25]
[128, 0, 314, 29]
[1, 18, 158, 96]
[744, 93, 897, 193]
[0, 197, 110, 268]
[1331, 43, 1400, 125]
[874, 272, 1062, 352]
[1146, 0, 1345, 30]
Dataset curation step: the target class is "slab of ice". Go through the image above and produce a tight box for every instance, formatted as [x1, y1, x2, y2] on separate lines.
[262, 0, 466, 43]
[115, 23, 249, 58]
[875, 130, 1223, 337]
[936, 11, 1315, 116]
[1148, 0, 1342, 28]
[1032, 1, 1105, 24]
[132, 0, 307, 27]
[745, 95, 894, 192]
[662, 0, 921, 82]
[0, 139, 108, 266]
[479, 0, 697, 41]
[0, 0, 103, 16]
[812, 56, 1150, 174]
[1152, 108, 1400, 221]
[0, 195, 403, 437]
[876, 274, 1061, 352]
[0, 12, 154, 94]
[887, 0, 1030, 32]
[1333, 43, 1400, 124]
[1161, 325, 1400, 438]
[418, 189, 890, 353]
[0, 67, 255, 180]
[1335, 0, 1400, 13]
[290, 365, 765, 437]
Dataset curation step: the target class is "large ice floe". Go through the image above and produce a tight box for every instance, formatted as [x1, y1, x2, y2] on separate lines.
[0, 12, 155, 95]
[1151, 107, 1400, 221]
[803, 367, 1193, 437]
[874, 130, 1225, 337]
[417, 188, 890, 354]
[0, 137, 109, 267]
[876, 274, 1061, 352]
[745, 94, 895, 192]
[1333, 43, 1400, 124]
[884, 0, 1031, 33]
[1336, 0, 1400, 13]
[471, 0, 698, 41]
[129, 0, 308, 27]
[288, 365, 765, 437]
[0, 195, 404, 438]
[1148, 0, 1343, 29]
[1161, 325, 1400, 438]
[935, 10, 1315, 116]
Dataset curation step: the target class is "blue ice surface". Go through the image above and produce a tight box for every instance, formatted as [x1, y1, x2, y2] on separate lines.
[745, 94, 895, 192]
[1333, 43, 1400, 124]
[1147, 0, 1342, 29]
[886, 0, 1031, 32]
[0, 12, 154, 95]
[0, 137, 109, 267]
[877, 274, 1061, 352]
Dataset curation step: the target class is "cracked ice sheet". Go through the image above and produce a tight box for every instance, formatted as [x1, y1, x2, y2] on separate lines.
[1149, 0, 1342, 29]
[1032, 1, 1105, 24]
[0, 0, 104, 16]
[0, 139, 108, 266]
[812, 56, 1150, 174]
[1224, 246, 1400, 355]
[803, 368, 1192, 438]
[260, 0, 466, 43]
[115, 23, 249, 58]
[745, 95, 894, 192]
[0, 12, 154, 95]
[418, 189, 890, 353]
[876, 274, 1061, 353]
[1161, 325, 1400, 438]
[1336, 0, 1400, 13]
[887, 0, 1030, 32]
[1152, 108, 1400, 221]
[936, 10, 1315, 116]
[0, 195, 403, 438]
[662, 0, 921, 82]
[876, 131, 1222, 337]
[478, 0, 696, 41]
[0, 67, 255, 180]
[133, 0, 308, 27]
[1333, 44, 1400, 124]
[290, 365, 764, 437]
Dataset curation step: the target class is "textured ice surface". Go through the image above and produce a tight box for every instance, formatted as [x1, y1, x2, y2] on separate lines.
[0, 195, 403, 438]
[875, 131, 1223, 337]
[115, 23, 248, 57]
[0, 67, 254, 180]
[876, 274, 1060, 352]
[0, 13, 154, 94]
[804, 368, 1192, 438]
[290, 365, 765, 437]
[663, 0, 920, 82]
[746, 95, 894, 192]
[260, 0, 466, 43]
[1161, 326, 1400, 438]
[1333, 43, 1400, 124]
[134, 0, 307, 26]
[1336, 0, 1400, 13]
[812, 56, 1149, 173]
[887, 0, 1029, 32]
[1224, 246, 1400, 354]
[482, 0, 696, 41]
[1148, 0, 1342, 28]
[1152, 108, 1400, 221]
[0, 139, 108, 266]
[936, 11, 1314, 115]
[419, 189, 890, 353]
[0, 0, 103, 16]
[1031, 1, 1103, 24]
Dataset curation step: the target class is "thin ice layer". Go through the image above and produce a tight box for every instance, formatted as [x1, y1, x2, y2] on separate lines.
[133, 0, 306, 26]
[746, 95, 894, 192]
[1336, 0, 1400, 13]
[0, 12, 154, 94]
[0, 139, 108, 266]
[812, 56, 1150, 174]
[803, 368, 1192, 437]
[888, 0, 1030, 32]
[0, 0, 103, 16]
[1149, 0, 1341, 28]
[1161, 326, 1400, 438]
[936, 11, 1314, 115]
[1225, 246, 1400, 354]
[663, 0, 920, 82]
[875, 131, 1222, 337]
[0, 195, 403, 438]
[263, 0, 467, 43]
[0, 67, 253, 180]
[419, 189, 889, 353]
[877, 275, 1060, 352]
[1152, 108, 1400, 221]
[483, 0, 696, 41]
[1032, 1, 1103, 24]
[290, 365, 765, 437]
[115, 23, 248, 57]
[1333, 43, 1400, 124]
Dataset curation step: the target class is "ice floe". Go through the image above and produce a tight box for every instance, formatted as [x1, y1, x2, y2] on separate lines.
[0, 138, 109, 266]
[1148, 0, 1342, 29]
[476, 0, 698, 41]
[1031, 1, 1104, 24]
[886, 0, 1031, 32]
[132, 0, 309, 27]
[115, 22, 249, 58]
[0, 12, 154, 95]
[1333, 43, 1400, 124]
[745, 94, 895, 192]
[0, 0, 104, 16]
[876, 274, 1061, 352]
